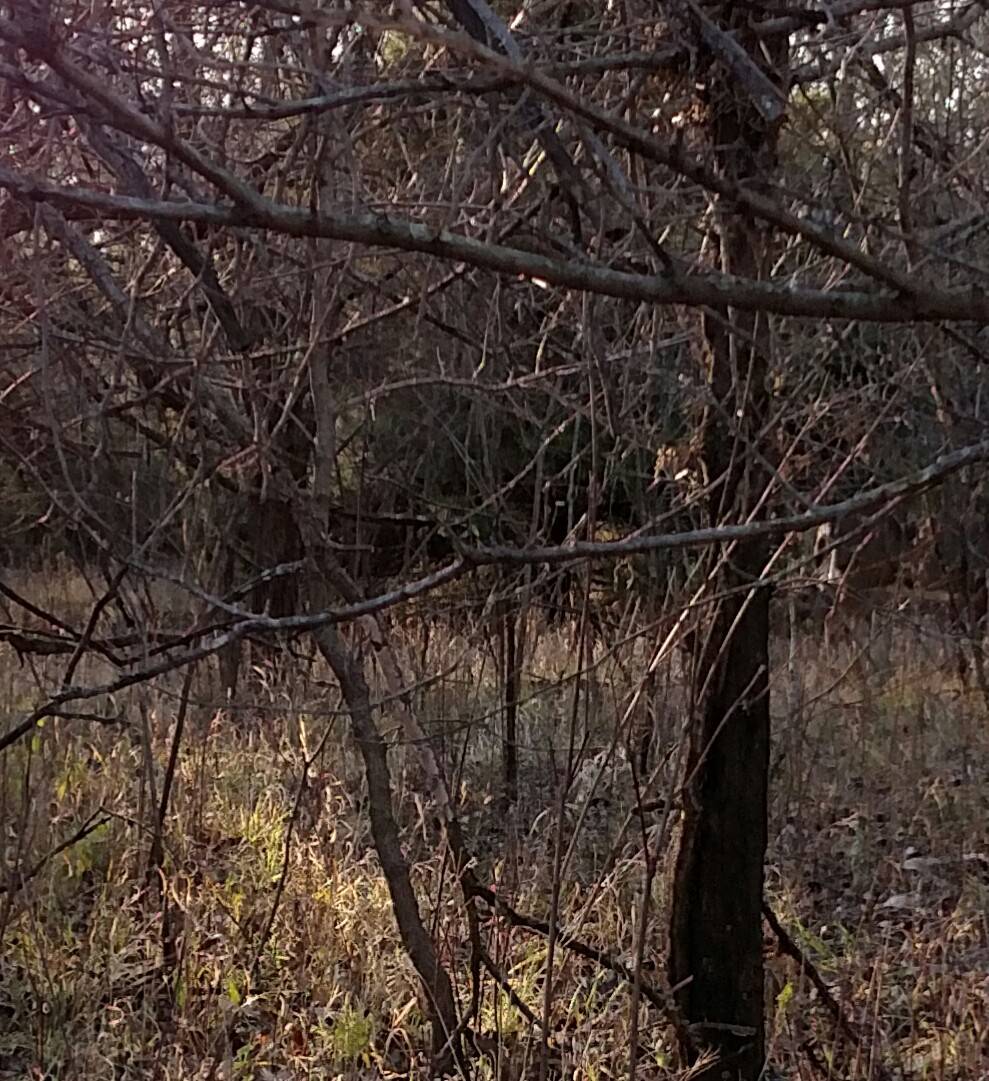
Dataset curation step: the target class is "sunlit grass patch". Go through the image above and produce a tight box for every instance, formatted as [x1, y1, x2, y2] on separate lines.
[1, 567, 987, 1078]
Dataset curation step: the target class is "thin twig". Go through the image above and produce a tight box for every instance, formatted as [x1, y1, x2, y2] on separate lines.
[0, 811, 111, 896]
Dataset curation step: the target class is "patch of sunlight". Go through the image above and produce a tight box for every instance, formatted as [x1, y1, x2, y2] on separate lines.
[322, 998, 376, 1066]
[239, 799, 287, 881]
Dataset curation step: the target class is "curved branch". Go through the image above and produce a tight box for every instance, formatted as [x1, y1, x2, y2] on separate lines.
[3, 167, 989, 322]
[3, 434, 988, 758]
[0, 11, 933, 297]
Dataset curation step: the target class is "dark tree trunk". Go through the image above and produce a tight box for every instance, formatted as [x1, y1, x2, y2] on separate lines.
[499, 598, 523, 806]
[669, 546, 771, 1078]
[667, 8, 787, 1079]
[248, 494, 303, 617]
[218, 492, 304, 698]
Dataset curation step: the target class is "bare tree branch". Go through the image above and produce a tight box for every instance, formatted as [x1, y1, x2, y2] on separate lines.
[5, 167, 989, 322]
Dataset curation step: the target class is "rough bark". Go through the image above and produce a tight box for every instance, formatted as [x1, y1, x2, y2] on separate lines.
[668, 7, 786, 1079]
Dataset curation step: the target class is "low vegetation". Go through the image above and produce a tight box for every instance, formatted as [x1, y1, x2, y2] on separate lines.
[1, 574, 985, 1080]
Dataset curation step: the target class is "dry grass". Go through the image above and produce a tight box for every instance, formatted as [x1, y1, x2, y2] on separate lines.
[0, 579, 987, 1080]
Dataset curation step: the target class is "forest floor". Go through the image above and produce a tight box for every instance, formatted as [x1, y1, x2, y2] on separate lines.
[0, 573, 986, 1080]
